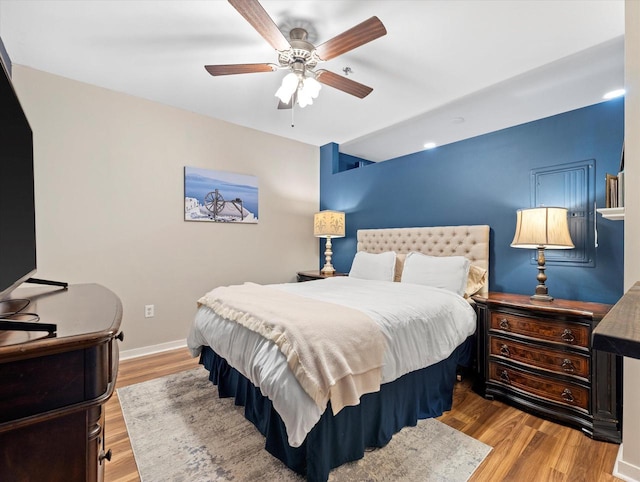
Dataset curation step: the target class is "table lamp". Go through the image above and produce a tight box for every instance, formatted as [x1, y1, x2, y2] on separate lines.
[313, 210, 345, 274]
[511, 207, 574, 301]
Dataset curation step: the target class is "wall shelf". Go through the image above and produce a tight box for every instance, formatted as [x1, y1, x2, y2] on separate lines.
[597, 207, 625, 220]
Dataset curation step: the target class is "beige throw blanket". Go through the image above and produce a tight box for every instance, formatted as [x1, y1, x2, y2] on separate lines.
[198, 282, 385, 415]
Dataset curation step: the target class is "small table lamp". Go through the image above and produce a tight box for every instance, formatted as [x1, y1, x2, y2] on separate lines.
[511, 207, 574, 301]
[314, 210, 345, 274]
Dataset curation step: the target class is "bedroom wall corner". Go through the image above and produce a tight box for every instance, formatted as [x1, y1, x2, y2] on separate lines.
[11, 66, 320, 353]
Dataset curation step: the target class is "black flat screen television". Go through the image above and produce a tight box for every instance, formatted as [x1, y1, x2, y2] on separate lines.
[0, 55, 37, 302]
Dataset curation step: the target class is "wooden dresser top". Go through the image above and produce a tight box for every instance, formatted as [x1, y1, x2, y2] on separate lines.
[473, 291, 612, 320]
[0, 283, 122, 362]
[593, 282, 640, 359]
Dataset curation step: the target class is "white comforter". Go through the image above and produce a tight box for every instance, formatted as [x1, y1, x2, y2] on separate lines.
[187, 277, 476, 447]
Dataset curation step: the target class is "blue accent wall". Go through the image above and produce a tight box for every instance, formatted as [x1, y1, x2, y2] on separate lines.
[320, 99, 624, 304]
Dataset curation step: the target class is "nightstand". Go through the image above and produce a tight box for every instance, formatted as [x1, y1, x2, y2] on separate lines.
[296, 270, 347, 282]
[472, 292, 622, 443]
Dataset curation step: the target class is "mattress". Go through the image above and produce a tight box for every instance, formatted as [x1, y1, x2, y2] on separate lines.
[187, 276, 476, 447]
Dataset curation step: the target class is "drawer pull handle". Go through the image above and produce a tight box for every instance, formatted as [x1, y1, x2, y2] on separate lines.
[500, 344, 511, 357]
[561, 359, 575, 373]
[99, 448, 112, 463]
[500, 370, 510, 383]
[561, 388, 575, 403]
[561, 329, 575, 343]
[499, 318, 510, 330]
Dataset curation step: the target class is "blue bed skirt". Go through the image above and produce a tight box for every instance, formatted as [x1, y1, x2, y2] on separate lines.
[199, 338, 472, 482]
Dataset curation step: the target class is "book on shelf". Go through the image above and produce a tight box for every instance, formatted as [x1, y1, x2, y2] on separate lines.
[618, 171, 625, 208]
[605, 172, 624, 208]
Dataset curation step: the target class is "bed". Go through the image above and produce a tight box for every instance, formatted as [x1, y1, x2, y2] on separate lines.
[187, 225, 490, 481]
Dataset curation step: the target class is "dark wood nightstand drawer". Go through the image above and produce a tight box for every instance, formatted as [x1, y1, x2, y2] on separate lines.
[489, 361, 589, 411]
[489, 336, 590, 380]
[490, 311, 590, 348]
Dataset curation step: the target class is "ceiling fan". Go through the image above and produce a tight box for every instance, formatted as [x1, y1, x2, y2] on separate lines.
[205, 0, 387, 109]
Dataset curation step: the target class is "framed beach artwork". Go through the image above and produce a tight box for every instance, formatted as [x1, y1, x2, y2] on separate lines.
[184, 166, 258, 223]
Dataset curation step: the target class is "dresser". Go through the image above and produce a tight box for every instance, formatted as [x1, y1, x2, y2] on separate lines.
[0, 284, 123, 481]
[473, 292, 622, 443]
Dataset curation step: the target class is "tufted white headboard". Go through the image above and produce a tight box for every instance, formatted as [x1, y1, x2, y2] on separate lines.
[357, 225, 490, 296]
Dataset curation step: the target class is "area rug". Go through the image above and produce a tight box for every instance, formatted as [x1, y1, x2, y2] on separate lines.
[118, 368, 492, 481]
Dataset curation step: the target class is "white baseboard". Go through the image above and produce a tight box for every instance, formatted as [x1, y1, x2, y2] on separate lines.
[120, 339, 188, 361]
[614, 444, 640, 482]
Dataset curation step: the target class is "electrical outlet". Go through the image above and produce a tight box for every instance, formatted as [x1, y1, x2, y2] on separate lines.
[144, 304, 154, 318]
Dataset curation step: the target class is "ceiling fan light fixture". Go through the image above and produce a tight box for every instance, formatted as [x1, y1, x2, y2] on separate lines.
[275, 72, 299, 103]
[297, 90, 313, 108]
[276, 72, 322, 107]
[303, 77, 321, 97]
[295, 76, 322, 108]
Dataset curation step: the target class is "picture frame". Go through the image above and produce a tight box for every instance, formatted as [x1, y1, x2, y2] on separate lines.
[184, 166, 258, 223]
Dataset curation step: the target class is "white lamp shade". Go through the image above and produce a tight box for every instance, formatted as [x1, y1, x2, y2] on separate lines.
[275, 72, 299, 103]
[303, 77, 321, 97]
[297, 77, 322, 108]
[297, 88, 314, 108]
[314, 210, 345, 238]
[511, 207, 574, 249]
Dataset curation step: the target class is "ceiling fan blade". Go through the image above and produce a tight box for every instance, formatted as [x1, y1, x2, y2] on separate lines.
[314, 17, 387, 61]
[277, 99, 293, 110]
[205, 63, 277, 76]
[228, 0, 291, 52]
[315, 70, 373, 99]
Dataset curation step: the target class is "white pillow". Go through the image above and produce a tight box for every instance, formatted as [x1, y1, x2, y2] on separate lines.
[401, 252, 471, 296]
[349, 251, 397, 282]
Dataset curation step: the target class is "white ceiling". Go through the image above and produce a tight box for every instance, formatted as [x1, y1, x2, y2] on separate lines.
[0, 0, 625, 162]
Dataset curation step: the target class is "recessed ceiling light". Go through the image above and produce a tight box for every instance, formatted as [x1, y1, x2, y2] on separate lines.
[423, 142, 437, 150]
[603, 89, 625, 100]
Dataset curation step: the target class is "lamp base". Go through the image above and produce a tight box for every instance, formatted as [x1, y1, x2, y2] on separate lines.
[320, 265, 336, 275]
[531, 293, 554, 302]
[321, 237, 335, 275]
[530, 247, 554, 302]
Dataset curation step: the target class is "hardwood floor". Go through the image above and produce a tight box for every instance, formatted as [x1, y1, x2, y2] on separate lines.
[441, 378, 622, 482]
[104, 348, 622, 482]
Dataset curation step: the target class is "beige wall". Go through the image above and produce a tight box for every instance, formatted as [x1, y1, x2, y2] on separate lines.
[12, 66, 320, 354]
[620, 1, 640, 480]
